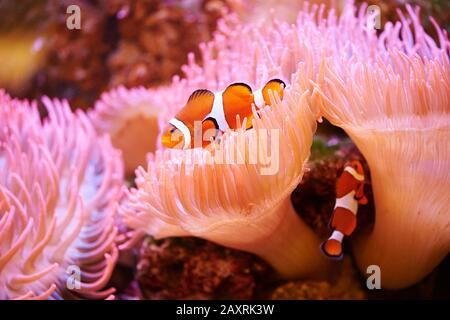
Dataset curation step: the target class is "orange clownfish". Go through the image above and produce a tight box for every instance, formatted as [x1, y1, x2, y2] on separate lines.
[321, 160, 368, 259]
[161, 79, 285, 149]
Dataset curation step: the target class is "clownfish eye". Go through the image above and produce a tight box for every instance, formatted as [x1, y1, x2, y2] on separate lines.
[170, 128, 176, 134]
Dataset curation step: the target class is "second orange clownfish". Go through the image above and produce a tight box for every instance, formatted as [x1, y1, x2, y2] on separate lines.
[161, 79, 285, 149]
[321, 160, 368, 259]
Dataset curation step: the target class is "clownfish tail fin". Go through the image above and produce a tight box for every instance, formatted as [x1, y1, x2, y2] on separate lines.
[262, 79, 286, 105]
[266, 78, 286, 87]
[321, 230, 344, 260]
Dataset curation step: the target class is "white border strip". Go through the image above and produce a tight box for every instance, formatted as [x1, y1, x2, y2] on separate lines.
[207, 91, 230, 130]
[330, 230, 344, 242]
[344, 166, 364, 181]
[253, 89, 265, 108]
[169, 118, 191, 149]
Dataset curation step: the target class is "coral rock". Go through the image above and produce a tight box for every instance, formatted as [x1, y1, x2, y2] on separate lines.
[136, 237, 273, 299]
[271, 258, 366, 300]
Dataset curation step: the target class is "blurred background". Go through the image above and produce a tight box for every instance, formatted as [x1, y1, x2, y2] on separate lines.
[0, 0, 448, 111]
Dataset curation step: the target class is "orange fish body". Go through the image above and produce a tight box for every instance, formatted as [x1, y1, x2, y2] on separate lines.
[321, 160, 368, 259]
[161, 79, 285, 149]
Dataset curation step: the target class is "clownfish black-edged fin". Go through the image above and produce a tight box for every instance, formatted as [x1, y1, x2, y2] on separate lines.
[320, 240, 344, 260]
[266, 78, 286, 87]
[222, 82, 255, 129]
[187, 89, 214, 102]
[201, 117, 221, 147]
[262, 79, 286, 105]
[202, 117, 219, 131]
[224, 82, 253, 95]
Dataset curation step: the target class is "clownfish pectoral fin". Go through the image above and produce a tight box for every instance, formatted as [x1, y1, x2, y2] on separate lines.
[357, 196, 368, 205]
[244, 114, 254, 130]
[201, 117, 220, 148]
[321, 230, 344, 260]
[262, 79, 286, 105]
[355, 182, 368, 205]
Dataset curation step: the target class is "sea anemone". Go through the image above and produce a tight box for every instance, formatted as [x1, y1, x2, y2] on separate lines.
[0, 90, 123, 299]
[104, 2, 449, 283]
[120, 65, 330, 279]
[90, 86, 174, 177]
[116, 1, 408, 280]
[315, 49, 450, 288]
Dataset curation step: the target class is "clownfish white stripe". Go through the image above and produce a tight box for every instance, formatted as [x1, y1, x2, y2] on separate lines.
[329, 230, 344, 242]
[334, 190, 358, 215]
[169, 118, 191, 149]
[344, 166, 364, 181]
[253, 89, 265, 108]
[205, 91, 230, 131]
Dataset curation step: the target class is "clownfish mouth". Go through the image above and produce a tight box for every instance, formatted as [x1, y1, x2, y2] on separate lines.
[161, 132, 183, 149]
[161, 121, 189, 149]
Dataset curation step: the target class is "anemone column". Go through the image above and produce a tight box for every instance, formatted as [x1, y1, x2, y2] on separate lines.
[351, 126, 450, 288]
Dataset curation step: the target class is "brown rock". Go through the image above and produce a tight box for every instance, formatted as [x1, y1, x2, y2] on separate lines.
[136, 237, 274, 300]
[272, 258, 366, 300]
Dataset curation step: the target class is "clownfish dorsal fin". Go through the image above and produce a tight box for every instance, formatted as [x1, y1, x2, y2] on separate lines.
[222, 82, 254, 129]
[262, 78, 286, 105]
[176, 89, 215, 125]
[187, 89, 214, 102]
